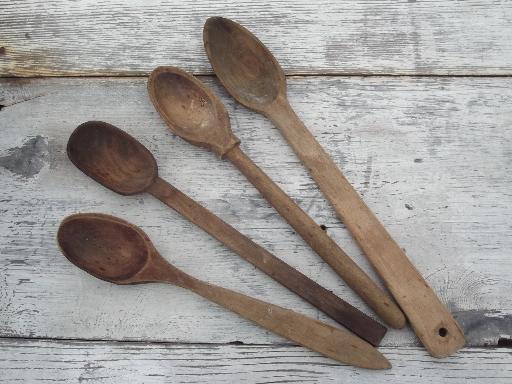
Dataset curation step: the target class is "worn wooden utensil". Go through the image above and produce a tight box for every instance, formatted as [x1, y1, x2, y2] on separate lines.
[66, 121, 387, 346]
[203, 17, 465, 358]
[57, 213, 390, 369]
[147, 66, 405, 329]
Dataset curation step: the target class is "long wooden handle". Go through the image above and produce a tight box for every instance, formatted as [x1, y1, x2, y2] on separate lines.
[266, 97, 465, 358]
[224, 145, 405, 329]
[181, 276, 390, 369]
[146, 176, 387, 346]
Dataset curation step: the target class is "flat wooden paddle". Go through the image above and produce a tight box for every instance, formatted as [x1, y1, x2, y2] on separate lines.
[147, 66, 405, 329]
[203, 17, 465, 358]
[66, 121, 387, 346]
[57, 213, 390, 369]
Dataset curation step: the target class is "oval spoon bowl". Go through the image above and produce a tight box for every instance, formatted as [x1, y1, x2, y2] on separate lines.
[58, 213, 150, 283]
[148, 66, 239, 156]
[203, 17, 285, 112]
[67, 121, 157, 195]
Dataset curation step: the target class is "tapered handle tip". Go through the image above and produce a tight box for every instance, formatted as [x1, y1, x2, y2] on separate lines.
[353, 345, 391, 370]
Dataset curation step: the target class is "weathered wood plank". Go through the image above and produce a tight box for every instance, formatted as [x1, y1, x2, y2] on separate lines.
[0, 76, 511, 347]
[1, 0, 512, 76]
[0, 339, 511, 383]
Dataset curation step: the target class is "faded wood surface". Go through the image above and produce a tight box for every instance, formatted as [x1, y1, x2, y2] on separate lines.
[0, 76, 511, 352]
[1, 339, 512, 384]
[2, 0, 511, 379]
[1, 0, 512, 76]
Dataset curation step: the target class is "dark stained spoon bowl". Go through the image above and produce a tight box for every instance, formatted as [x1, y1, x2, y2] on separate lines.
[67, 121, 157, 195]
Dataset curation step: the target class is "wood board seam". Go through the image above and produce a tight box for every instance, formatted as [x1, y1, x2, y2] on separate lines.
[0, 336, 510, 350]
[2, 74, 512, 80]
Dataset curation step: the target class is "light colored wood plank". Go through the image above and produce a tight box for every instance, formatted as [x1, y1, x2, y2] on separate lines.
[0, 339, 511, 383]
[0, 76, 511, 347]
[1, 0, 512, 76]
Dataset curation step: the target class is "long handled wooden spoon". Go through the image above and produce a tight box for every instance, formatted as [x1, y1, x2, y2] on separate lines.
[147, 66, 405, 329]
[203, 17, 465, 358]
[57, 213, 390, 369]
[66, 121, 387, 346]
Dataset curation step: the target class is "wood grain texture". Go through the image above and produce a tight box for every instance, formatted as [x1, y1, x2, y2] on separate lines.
[265, 97, 465, 357]
[225, 146, 404, 330]
[1, 0, 512, 76]
[147, 176, 388, 347]
[1, 339, 511, 383]
[0, 76, 511, 349]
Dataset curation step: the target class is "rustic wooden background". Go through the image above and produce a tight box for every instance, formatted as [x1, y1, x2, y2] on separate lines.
[1, 1, 511, 382]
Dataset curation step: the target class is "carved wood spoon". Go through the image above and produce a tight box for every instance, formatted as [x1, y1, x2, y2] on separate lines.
[57, 213, 391, 369]
[203, 17, 465, 358]
[147, 66, 405, 329]
[66, 121, 387, 346]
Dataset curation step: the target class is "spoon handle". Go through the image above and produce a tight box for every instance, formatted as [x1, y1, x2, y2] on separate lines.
[182, 277, 390, 369]
[224, 145, 405, 329]
[265, 97, 465, 358]
[147, 176, 387, 346]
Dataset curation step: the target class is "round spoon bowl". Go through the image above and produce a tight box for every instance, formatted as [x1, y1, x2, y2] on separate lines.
[57, 213, 149, 283]
[203, 17, 286, 112]
[67, 121, 157, 195]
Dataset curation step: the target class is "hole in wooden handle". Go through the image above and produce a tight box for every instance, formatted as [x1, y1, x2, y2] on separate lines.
[438, 327, 448, 337]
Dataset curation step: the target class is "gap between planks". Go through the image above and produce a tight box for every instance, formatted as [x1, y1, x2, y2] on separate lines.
[0, 335, 510, 350]
[2, 73, 512, 79]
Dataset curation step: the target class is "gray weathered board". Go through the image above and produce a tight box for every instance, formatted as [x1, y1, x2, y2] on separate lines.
[1, 0, 512, 382]
[1, 76, 511, 382]
[1, 0, 512, 76]
[1, 341, 511, 383]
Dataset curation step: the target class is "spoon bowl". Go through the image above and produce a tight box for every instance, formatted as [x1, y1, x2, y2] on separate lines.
[67, 121, 157, 195]
[57, 213, 151, 283]
[148, 66, 239, 157]
[203, 17, 285, 113]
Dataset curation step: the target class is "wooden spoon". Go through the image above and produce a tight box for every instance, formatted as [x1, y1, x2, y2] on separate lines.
[66, 121, 387, 346]
[147, 66, 405, 329]
[57, 213, 391, 369]
[203, 17, 465, 358]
